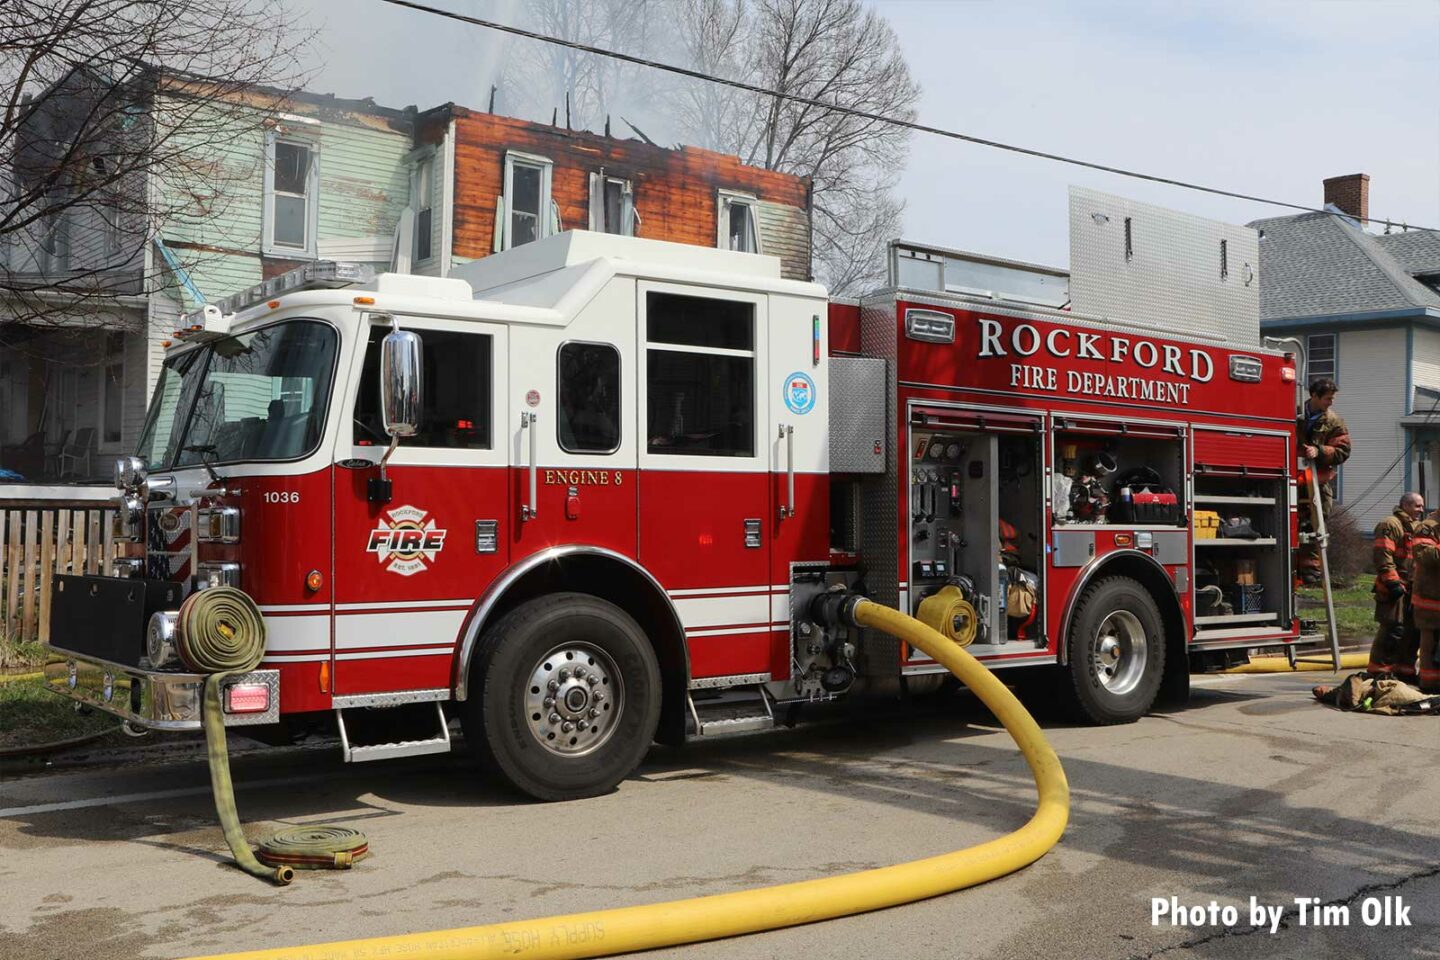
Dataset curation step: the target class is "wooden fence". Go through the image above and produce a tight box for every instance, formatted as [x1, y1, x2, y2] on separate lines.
[1, 490, 116, 645]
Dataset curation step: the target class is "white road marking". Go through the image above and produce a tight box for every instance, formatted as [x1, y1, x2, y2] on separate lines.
[0, 773, 325, 819]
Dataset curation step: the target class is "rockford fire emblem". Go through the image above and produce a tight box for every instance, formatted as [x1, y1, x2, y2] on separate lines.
[366, 505, 447, 576]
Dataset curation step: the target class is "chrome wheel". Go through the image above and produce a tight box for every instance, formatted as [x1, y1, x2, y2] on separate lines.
[523, 642, 622, 757]
[1092, 609, 1147, 696]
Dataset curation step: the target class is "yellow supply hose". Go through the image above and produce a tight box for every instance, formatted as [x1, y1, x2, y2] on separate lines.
[185, 597, 1069, 960]
[1223, 652, 1370, 674]
[183, 587, 366, 885]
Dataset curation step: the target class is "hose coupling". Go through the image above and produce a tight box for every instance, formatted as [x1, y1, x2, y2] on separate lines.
[810, 590, 866, 629]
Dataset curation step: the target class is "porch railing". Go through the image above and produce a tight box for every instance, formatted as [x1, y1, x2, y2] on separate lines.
[1, 486, 117, 644]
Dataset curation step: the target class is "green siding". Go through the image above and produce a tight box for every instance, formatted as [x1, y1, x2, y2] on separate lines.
[153, 94, 411, 311]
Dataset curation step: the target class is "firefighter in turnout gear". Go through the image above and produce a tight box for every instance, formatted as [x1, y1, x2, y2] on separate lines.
[1409, 511, 1440, 692]
[1296, 377, 1351, 584]
[1367, 492, 1423, 679]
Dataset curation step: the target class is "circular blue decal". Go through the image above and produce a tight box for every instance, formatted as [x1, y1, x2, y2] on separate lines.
[783, 371, 816, 415]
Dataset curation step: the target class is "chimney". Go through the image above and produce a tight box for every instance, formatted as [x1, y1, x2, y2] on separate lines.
[1323, 173, 1369, 222]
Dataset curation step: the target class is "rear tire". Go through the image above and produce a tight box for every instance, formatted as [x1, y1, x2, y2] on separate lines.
[462, 593, 661, 801]
[1058, 576, 1165, 724]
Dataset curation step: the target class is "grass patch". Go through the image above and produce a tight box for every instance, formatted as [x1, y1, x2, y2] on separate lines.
[1297, 574, 1374, 644]
[0, 632, 50, 673]
[0, 676, 118, 751]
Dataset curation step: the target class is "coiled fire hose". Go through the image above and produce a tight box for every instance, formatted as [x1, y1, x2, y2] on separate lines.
[177, 587, 367, 885]
[186, 595, 1069, 960]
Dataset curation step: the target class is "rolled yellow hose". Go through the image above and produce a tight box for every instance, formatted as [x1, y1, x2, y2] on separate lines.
[916, 584, 978, 646]
[1223, 652, 1370, 674]
[185, 598, 1069, 960]
[177, 586, 267, 674]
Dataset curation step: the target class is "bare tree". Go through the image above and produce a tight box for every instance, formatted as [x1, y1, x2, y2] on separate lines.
[498, 0, 665, 132]
[0, 0, 313, 342]
[676, 0, 918, 294]
[498, 0, 917, 293]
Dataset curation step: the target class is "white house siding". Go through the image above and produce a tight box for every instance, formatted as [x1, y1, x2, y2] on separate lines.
[1335, 326, 1408, 528]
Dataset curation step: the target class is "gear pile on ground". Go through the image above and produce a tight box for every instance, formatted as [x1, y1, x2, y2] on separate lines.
[1312, 672, 1440, 716]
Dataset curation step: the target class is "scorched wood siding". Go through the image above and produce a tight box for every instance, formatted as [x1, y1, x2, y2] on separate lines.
[445, 108, 811, 279]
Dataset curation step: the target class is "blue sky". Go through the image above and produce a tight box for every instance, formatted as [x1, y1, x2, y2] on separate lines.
[297, 0, 1440, 268]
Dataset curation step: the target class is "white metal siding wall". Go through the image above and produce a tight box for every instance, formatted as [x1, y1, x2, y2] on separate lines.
[1337, 326, 1407, 528]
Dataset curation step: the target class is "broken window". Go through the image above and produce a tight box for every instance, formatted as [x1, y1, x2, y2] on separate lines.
[414, 154, 434, 261]
[589, 171, 637, 236]
[265, 135, 317, 256]
[500, 152, 555, 251]
[717, 191, 760, 254]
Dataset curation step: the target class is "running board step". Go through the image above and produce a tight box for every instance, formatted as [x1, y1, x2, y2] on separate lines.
[336, 701, 451, 763]
[686, 688, 775, 737]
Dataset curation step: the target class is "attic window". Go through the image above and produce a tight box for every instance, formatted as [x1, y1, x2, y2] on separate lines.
[498, 151, 557, 251]
[590, 171, 637, 236]
[718, 191, 760, 254]
[414, 153, 434, 262]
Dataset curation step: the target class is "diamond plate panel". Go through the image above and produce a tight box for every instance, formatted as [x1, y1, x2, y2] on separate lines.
[828, 357, 887, 473]
[858, 294, 900, 676]
[1069, 187, 1260, 346]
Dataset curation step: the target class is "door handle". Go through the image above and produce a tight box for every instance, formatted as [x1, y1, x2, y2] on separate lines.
[778, 423, 795, 520]
[520, 411, 538, 521]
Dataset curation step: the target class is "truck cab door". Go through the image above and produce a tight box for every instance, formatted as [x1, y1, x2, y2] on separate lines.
[332, 314, 509, 697]
[636, 283, 779, 682]
[509, 280, 637, 558]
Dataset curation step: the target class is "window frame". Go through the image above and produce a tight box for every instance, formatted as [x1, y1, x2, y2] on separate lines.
[589, 170, 637, 236]
[412, 150, 435, 263]
[262, 130, 320, 258]
[556, 340, 622, 455]
[638, 283, 767, 469]
[502, 151, 554, 251]
[1306, 332, 1337, 385]
[345, 314, 509, 469]
[716, 190, 761, 254]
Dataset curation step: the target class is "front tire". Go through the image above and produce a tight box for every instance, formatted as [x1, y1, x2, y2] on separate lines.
[462, 593, 661, 801]
[1059, 576, 1165, 724]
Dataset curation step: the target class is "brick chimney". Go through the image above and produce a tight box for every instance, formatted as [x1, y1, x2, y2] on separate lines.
[1323, 173, 1369, 222]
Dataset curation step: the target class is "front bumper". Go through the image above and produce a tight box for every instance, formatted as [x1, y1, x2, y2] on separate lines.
[42, 652, 279, 731]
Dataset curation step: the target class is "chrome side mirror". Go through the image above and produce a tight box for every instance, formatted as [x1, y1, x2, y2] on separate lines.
[371, 324, 423, 504]
[381, 329, 423, 439]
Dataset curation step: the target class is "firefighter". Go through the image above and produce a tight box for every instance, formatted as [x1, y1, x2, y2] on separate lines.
[1296, 377, 1351, 584]
[1409, 512, 1440, 692]
[1367, 492, 1423, 679]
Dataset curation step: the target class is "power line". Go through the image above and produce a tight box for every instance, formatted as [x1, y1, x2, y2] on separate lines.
[377, 0, 1438, 233]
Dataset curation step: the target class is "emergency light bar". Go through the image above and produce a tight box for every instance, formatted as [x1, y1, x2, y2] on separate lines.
[208, 260, 376, 319]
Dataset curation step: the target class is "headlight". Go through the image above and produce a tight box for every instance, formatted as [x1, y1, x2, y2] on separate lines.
[196, 506, 241, 543]
[196, 562, 241, 589]
[114, 456, 145, 490]
[111, 495, 144, 541]
[146, 610, 179, 668]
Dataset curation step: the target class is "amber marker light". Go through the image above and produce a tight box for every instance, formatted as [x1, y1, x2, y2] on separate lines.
[305, 569, 324, 592]
[267, 299, 281, 309]
[354, 295, 376, 305]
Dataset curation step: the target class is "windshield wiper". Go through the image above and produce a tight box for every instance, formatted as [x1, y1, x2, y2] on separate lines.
[183, 444, 226, 485]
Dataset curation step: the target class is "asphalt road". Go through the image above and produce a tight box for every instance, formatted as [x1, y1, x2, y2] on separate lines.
[1, 671, 1436, 960]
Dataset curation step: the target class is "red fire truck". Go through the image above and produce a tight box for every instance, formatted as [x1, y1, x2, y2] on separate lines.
[44, 230, 1306, 801]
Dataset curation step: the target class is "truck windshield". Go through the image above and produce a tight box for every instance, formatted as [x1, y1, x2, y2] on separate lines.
[135, 319, 338, 470]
